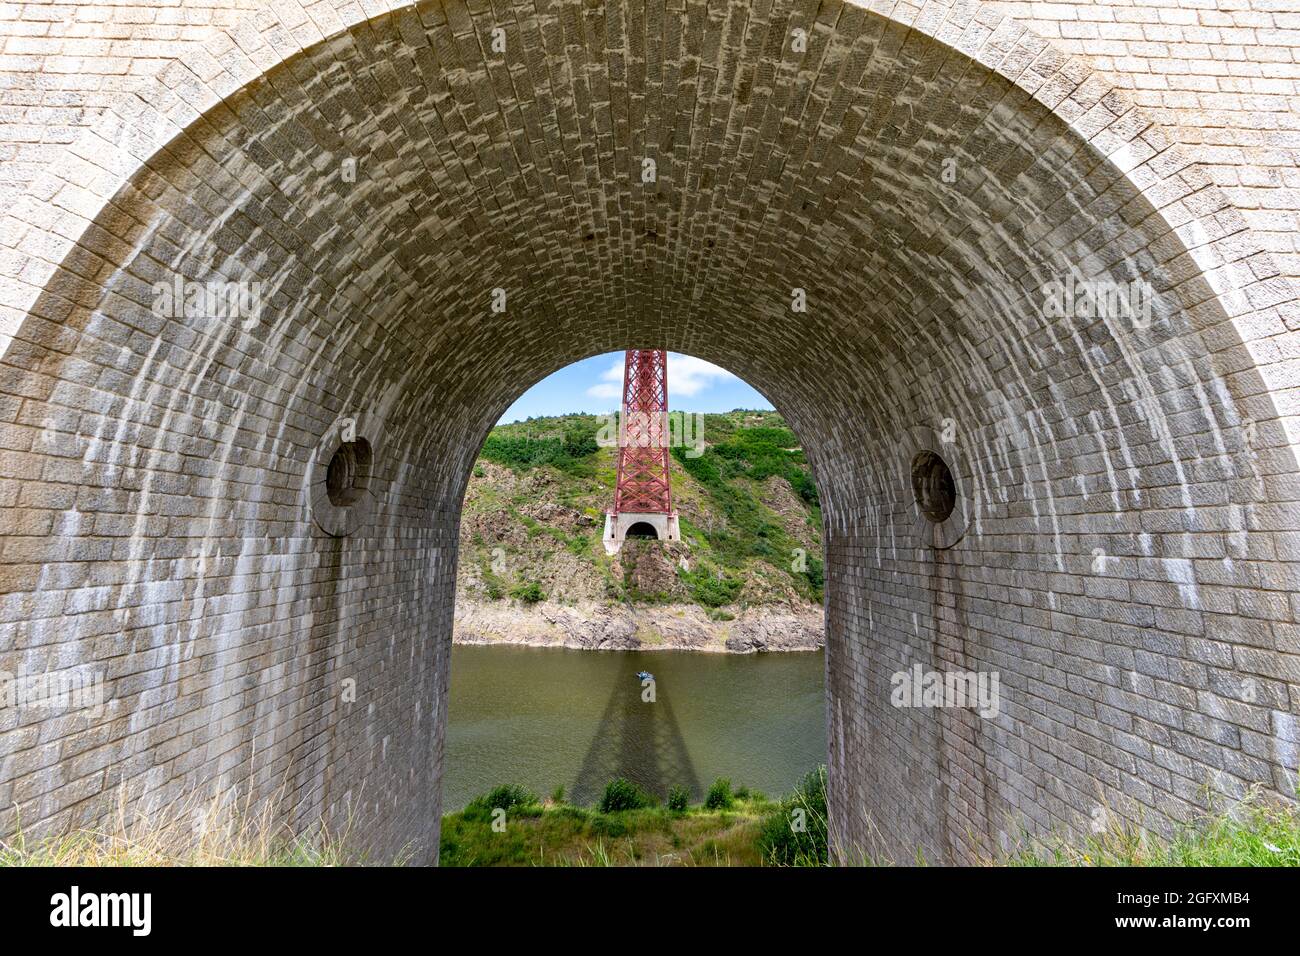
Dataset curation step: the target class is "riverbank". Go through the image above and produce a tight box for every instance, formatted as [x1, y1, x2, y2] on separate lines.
[452, 600, 825, 652]
[440, 793, 777, 867]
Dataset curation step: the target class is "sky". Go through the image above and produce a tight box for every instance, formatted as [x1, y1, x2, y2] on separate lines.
[498, 351, 774, 423]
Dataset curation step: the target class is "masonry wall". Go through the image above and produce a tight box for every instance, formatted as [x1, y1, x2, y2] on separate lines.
[6, 0, 1300, 286]
[988, 0, 1300, 282]
[0, 0, 1296, 865]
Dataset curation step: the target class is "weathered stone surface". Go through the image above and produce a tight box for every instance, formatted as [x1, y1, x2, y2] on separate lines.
[0, 0, 1296, 866]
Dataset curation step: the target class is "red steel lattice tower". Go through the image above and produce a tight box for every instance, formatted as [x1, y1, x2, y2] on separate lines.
[613, 349, 673, 514]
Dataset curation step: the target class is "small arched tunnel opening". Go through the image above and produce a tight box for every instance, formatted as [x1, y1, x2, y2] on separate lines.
[0, 0, 1296, 866]
[624, 522, 660, 541]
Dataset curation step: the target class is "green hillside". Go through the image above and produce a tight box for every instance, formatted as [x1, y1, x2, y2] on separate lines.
[457, 409, 824, 613]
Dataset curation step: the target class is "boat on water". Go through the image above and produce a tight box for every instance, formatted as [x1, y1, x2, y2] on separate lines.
[636, 670, 654, 682]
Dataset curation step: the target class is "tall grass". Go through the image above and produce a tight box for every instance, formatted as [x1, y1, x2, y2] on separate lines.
[1000, 784, 1300, 867]
[441, 783, 775, 866]
[0, 786, 358, 867]
[12, 770, 1294, 868]
[756, 766, 829, 866]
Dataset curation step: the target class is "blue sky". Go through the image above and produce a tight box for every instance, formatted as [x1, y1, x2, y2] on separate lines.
[499, 351, 774, 423]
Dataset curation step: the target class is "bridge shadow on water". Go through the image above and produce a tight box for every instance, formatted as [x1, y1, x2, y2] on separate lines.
[570, 675, 702, 807]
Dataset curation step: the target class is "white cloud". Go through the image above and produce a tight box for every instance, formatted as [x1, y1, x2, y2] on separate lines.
[670, 354, 736, 396]
[585, 358, 626, 400]
[585, 353, 735, 400]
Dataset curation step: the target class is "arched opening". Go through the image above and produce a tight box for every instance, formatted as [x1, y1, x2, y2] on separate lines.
[910, 451, 956, 525]
[326, 439, 373, 508]
[0, 0, 1295, 868]
[444, 354, 827, 846]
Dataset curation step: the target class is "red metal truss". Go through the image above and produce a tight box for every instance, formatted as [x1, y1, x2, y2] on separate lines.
[613, 349, 673, 514]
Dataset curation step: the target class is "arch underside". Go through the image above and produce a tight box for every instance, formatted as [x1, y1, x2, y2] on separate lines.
[0, 0, 1297, 865]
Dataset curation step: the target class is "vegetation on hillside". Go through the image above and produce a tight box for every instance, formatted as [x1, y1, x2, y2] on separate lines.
[670, 420, 822, 600]
[478, 422, 601, 475]
[458, 410, 825, 612]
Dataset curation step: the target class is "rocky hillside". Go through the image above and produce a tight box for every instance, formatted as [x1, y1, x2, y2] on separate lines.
[454, 410, 825, 652]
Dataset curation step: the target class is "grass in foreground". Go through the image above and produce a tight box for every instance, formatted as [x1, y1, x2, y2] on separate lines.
[7, 770, 1294, 866]
[0, 788, 356, 867]
[440, 796, 774, 867]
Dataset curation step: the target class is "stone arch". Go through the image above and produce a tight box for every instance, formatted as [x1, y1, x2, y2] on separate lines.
[0, 0, 1297, 865]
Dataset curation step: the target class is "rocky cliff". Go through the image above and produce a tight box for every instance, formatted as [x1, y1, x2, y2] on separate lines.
[454, 411, 824, 652]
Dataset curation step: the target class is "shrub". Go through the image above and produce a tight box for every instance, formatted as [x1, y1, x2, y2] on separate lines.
[479, 434, 566, 469]
[599, 778, 655, 813]
[788, 468, 820, 507]
[804, 556, 824, 591]
[671, 445, 721, 485]
[562, 427, 598, 458]
[704, 778, 735, 811]
[550, 785, 565, 804]
[679, 566, 743, 608]
[477, 423, 599, 475]
[757, 767, 828, 866]
[480, 561, 506, 600]
[463, 784, 540, 824]
[591, 814, 629, 838]
[510, 580, 545, 604]
[667, 786, 690, 814]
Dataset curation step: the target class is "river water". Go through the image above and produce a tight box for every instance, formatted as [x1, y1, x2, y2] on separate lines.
[443, 644, 827, 811]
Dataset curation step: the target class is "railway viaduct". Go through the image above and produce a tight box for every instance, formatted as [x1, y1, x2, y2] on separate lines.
[0, 0, 1298, 864]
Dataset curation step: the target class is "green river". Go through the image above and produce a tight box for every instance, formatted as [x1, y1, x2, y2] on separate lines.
[443, 644, 827, 811]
